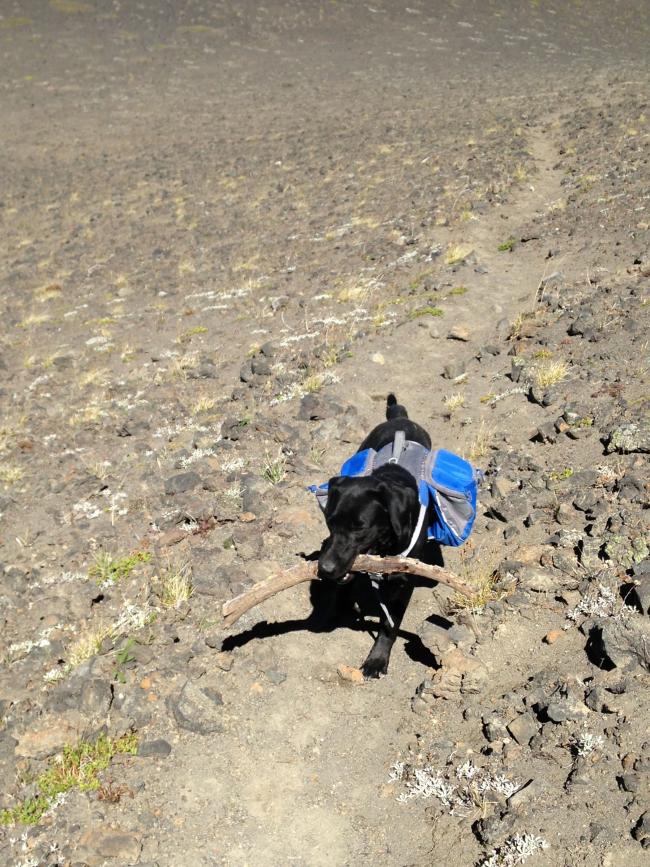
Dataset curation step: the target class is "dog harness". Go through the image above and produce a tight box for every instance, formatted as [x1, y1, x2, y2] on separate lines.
[309, 435, 482, 629]
[308, 432, 482, 548]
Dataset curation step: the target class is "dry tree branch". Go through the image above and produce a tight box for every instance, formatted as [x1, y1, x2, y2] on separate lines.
[222, 555, 471, 628]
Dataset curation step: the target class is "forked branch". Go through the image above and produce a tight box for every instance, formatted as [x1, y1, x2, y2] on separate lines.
[221, 555, 471, 628]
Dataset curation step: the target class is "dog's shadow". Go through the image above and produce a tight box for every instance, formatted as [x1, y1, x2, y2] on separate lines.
[221, 544, 448, 671]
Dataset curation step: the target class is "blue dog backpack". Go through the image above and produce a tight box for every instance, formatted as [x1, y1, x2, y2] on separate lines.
[308, 438, 482, 547]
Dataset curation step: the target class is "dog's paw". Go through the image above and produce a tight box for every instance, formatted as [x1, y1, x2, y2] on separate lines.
[361, 657, 388, 679]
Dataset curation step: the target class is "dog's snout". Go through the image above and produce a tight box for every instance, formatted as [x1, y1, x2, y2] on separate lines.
[318, 538, 355, 583]
[317, 554, 339, 582]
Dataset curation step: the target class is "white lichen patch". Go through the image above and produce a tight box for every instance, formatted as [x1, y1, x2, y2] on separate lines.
[571, 731, 604, 757]
[566, 583, 622, 622]
[389, 759, 520, 813]
[221, 456, 245, 473]
[178, 447, 219, 468]
[479, 833, 549, 866]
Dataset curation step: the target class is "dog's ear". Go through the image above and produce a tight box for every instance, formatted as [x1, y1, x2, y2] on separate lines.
[376, 480, 418, 550]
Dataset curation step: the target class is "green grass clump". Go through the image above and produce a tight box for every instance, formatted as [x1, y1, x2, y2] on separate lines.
[449, 285, 469, 296]
[497, 237, 517, 252]
[89, 551, 151, 585]
[178, 325, 208, 344]
[548, 467, 574, 482]
[0, 733, 138, 826]
[262, 451, 287, 485]
[409, 305, 444, 319]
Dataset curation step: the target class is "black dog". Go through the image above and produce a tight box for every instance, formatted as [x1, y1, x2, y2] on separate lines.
[317, 394, 441, 678]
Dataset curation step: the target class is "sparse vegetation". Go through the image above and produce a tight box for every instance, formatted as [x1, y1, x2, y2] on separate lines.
[443, 393, 465, 413]
[466, 420, 492, 460]
[444, 243, 473, 266]
[263, 450, 287, 485]
[160, 563, 193, 608]
[409, 305, 444, 319]
[0, 465, 23, 485]
[497, 237, 517, 252]
[0, 733, 138, 826]
[192, 395, 217, 414]
[178, 325, 208, 344]
[89, 551, 151, 586]
[67, 624, 114, 668]
[548, 467, 574, 482]
[532, 358, 569, 388]
[452, 545, 506, 613]
[449, 285, 469, 296]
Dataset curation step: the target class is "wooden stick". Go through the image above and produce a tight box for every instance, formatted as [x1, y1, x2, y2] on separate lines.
[221, 555, 471, 628]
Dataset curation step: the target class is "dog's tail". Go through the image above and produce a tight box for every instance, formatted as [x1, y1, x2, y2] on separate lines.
[386, 393, 409, 420]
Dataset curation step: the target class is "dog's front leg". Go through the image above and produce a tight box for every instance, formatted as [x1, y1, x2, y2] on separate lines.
[361, 577, 413, 679]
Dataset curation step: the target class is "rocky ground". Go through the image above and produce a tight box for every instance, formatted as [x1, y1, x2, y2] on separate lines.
[1, 1, 649, 866]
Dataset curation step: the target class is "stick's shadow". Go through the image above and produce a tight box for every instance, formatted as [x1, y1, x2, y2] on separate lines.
[221, 562, 448, 672]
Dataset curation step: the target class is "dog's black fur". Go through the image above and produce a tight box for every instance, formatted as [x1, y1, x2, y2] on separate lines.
[317, 394, 441, 678]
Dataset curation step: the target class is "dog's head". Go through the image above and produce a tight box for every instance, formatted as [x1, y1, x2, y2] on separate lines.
[317, 474, 419, 582]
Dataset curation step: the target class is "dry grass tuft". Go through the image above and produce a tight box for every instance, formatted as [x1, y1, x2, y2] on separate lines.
[192, 395, 217, 414]
[466, 420, 492, 461]
[67, 624, 113, 668]
[0, 465, 24, 485]
[451, 545, 506, 613]
[160, 563, 193, 608]
[444, 243, 473, 266]
[443, 393, 465, 413]
[532, 358, 569, 389]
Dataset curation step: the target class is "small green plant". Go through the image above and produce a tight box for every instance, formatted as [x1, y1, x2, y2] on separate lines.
[409, 305, 444, 320]
[449, 285, 469, 296]
[262, 451, 287, 485]
[89, 551, 151, 586]
[113, 638, 136, 683]
[309, 446, 326, 467]
[178, 325, 208, 344]
[0, 733, 138, 826]
[497, 237, 516, 252]
[533, 348, 553, 359]
[223, 481, 244, 502]
[548, 467, 574, 482]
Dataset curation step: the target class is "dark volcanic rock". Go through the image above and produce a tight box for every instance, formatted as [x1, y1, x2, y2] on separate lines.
[164, 472, 202, 495]
[168, 679, 224, 734]
[590, 618, 650, 671]
[138, 738, 172, 758]
[507, 712, 540, 745]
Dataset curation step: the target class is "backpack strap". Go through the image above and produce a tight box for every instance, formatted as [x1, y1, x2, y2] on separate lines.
[389, 430, 406, 464]
[399, 500, 428, 558]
